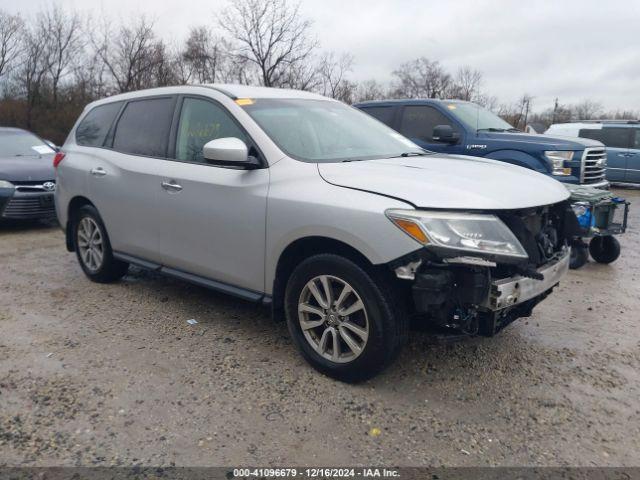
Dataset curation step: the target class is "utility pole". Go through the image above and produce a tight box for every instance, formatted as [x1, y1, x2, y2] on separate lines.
[552, 97, 559, 124]
[523, 97, 530, 128]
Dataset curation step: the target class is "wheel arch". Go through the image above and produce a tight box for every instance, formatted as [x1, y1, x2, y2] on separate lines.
[65, 196, 95, 252]
[271, 236, 379, 319]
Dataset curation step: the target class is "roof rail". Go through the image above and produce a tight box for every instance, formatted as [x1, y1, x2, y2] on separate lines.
[577, 119, 640, 124]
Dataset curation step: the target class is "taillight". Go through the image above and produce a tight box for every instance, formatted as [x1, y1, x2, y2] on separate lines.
[53, 152, 66, 168]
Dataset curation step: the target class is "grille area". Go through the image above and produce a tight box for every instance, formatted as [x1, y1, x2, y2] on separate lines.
[581, 148, 607, 185]
[2, 195, 56, 219]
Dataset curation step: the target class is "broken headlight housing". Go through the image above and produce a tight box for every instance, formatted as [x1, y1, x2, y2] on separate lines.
[544, 151, 573, 176]
[386, 209, 528, 259]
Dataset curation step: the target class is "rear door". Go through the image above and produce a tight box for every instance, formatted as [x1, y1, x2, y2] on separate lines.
[155, 96, 269, 293]
[579, 126, 630, 182]
[357, 105, 398, 129]
[626, 128, 640, 183]
[397, 105, 465, 154]
[88, 96, 176, 261]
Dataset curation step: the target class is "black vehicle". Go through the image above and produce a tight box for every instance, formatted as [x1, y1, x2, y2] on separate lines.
[0, 127, 58, 221]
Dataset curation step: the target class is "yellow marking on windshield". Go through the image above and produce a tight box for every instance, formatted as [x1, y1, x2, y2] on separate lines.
[446, 104, 457, 110]
[235, 98, 255, 106]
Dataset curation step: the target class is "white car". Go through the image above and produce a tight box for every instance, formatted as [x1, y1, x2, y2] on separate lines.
[55, 84, 574, 381]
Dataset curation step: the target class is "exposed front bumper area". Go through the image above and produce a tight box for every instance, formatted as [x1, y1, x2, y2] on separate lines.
[483, 247, 570, 311]
[400, 245, 570, 337]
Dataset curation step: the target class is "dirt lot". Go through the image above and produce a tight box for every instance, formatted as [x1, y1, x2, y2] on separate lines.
[0, 188, 639, 467]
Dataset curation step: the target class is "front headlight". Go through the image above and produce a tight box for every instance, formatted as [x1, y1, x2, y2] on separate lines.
[544, 151, 574, 176]
[386, 209, 528, 259]
[0, 180, 15, 189]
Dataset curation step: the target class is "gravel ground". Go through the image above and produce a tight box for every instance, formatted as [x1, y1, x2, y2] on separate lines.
[0, 188, 639, 467]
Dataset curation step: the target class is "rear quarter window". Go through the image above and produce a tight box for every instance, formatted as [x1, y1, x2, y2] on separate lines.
[360, 106, 395, 127]
[76, 102, 123, 147]
[579, 127, 630, 149]
[113, 97, 175, 157]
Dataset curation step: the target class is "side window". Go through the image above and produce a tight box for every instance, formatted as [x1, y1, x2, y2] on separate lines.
[579, 127, 630, 149]
[361, 106, 395, 127]
[633, 129, 640, 150]
[176, 98, 247, 164]
[578, 128, 605, 143]
[76, 102, 123, 147]
[399, 106, 456, 142]
[113, 97, 175, 157]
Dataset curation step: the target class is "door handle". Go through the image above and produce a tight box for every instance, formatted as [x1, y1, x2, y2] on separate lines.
[161, 180, 183, 192]
[90, 167, 106, 177]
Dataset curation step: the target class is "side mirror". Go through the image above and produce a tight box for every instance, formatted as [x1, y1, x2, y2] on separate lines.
[432, 125, 460, 144]
[202, 137, 260, 168]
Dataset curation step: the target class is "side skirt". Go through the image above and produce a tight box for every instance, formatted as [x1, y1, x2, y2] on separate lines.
[113, 251, 271, 305]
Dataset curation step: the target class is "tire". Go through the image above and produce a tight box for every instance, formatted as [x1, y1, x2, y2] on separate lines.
[72, 205, 129, 283]
[589, 235, 621, 264]
[284, 253, 407, 383]
[569, 241, 589, 269]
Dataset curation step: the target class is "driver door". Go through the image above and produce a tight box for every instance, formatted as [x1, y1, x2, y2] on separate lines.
[156, 96, 269, 294]
[397, 105, 465, 155]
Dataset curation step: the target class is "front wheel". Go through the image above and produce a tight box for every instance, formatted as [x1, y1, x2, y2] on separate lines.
[73, 205, 129, 283]
[589, 235, 621, 264]
[284, 254, 407, 383]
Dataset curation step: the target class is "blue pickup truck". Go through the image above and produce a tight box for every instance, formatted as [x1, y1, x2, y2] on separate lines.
[355, 99, 609, 189]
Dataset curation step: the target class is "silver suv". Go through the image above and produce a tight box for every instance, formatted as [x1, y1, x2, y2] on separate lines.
[55, 85, 574, 381]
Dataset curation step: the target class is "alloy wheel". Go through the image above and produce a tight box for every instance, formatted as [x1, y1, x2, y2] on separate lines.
[77, 217, 104, 272]
[298, 275, 369, 364]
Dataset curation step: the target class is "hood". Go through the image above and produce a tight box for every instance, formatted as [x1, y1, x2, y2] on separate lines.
[318, 154, 570, 210]
[0, 154, 55, 182]
[481, 131, 603, 150]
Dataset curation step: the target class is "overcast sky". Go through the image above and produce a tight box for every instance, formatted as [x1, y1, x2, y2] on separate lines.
[3, 0, 638, 112]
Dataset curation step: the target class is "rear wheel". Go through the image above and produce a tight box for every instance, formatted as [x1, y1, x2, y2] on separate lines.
[589, 235, 621, 264]
[73, 205, 129, 282]
[284, 254, 407, 383]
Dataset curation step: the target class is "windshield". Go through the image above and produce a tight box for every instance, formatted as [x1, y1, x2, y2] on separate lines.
[241, 98, 424, 162]
[0, 130, 54, 157]
[444, 102, 516, 132]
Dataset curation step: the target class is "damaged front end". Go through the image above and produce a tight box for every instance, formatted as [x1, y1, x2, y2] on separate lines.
[387, 201, 579, 336]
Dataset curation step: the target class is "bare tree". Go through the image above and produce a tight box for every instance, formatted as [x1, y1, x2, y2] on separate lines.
[476, 93, 499, 112]
[182, 26, 231, 84]
[318, 52, 354, 100]
[502, 94, 535, 129]
[355, 79, 387, 102]
[573, 99, 603, 120]
[0, 10, 24, 79]
[72, 49, 109, 102]
[15, 21, 54, 128]
[392, 57, 451, 99]
[219, 0, 317, 87]
[93, 16, 162, 93]
[280, 59, 320, 90]
[449, 66, 482, 101]
[40, 6, 83, 104]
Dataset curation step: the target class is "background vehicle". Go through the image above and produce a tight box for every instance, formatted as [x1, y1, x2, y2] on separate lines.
[0, 127, 58, 221]
[56, 85, 576, 382]
[355, 99, 609, 188]
[546, 120, 640, 184]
